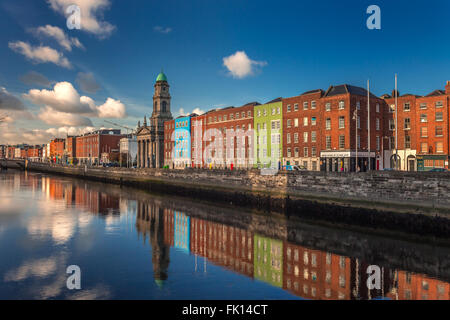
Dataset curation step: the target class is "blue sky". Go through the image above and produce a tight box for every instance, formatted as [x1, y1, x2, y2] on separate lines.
[1, 0, 450, 144]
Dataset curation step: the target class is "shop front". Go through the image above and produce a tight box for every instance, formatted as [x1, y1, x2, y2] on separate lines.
[416, 155, 449, 171]
[320, 151, 376, 172]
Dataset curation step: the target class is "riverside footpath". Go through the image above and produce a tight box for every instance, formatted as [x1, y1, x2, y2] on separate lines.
[3, 160, 450, 240]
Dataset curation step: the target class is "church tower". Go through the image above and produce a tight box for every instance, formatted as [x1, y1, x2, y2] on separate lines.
[136, 71, 173, 169]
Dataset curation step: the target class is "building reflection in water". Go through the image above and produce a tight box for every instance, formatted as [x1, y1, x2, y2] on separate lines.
[135, 199, 450, 300]
[10, 173, 450, 300]
[136, 201, 171, 288]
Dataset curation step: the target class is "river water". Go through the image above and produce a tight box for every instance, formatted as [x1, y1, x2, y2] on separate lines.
[0, 171, 448, 300]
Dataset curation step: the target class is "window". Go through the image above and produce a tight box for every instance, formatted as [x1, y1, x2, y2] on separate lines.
[303, 132, 308, 143]
[436, 101, 443, 108]
[339, 116, 345, 129]
[436, 142, 444, 153]
[311, 117, 316, 126]
[303, 102, 308, 110]
[376, 118, 380, 130]
[339, 101, 345, 109]
[421, 127, 428, 137]
[404, 118, 411, 129]
[326, 136, 331, 149]
[287, 133, 291, 143]
[294, 118, 298, 127]
[357, 116, 361, 129]
[277, 107, 280, 114]
[311, 147, 316, 157]
[376, 103, 380, 113]
[248, 111, 251, 117]
[420, 114, 428, 122]
[325, 103, 331, 111]
[311, 101, 316, 109]
[436, 126, 443, 137]
[325, 118, 331, 130]
[404, 102, 410, 111]
[419, 103, 426, 109]
[356, 101, 360, 110]
[287, 119, 291, 128]
[389, 120, 395, 131]
[294, 147, 299, 157]
[436, 112, 443, 121]
[421, 142, 428, 153]
[376, 136, 380, 150]
[287, 148, 291, 157]
[271, 108, 275, 115]
[304, 147, 308, 157]
[294, 133, 299, 143]
[311, 131, 316, 142]
[263, 109, 267, 116]
[230, 113, 234, 119]
[389, 104, 395, 113]
[339, 135, 345, 149]
[405, 135, 411, 149]
[303, 117, 308, 126]
[292, 103, 297, 111]
[287, 105, 291, 112]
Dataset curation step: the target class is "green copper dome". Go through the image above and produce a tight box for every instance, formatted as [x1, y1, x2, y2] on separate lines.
[156, 71, 167, 82]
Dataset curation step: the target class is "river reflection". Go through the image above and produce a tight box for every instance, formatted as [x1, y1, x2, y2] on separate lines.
[0, 171, 449, 300]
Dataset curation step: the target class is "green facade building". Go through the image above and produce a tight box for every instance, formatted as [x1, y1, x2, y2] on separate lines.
[253, 234, 283, 288]
[253, 98, 283, 168]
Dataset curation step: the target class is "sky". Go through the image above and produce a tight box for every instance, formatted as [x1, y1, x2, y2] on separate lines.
[1, 0, 450, 145]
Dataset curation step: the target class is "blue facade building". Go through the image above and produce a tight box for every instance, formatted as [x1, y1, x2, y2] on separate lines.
[174, 116, 191, 168]
[174, 211, 190, 254]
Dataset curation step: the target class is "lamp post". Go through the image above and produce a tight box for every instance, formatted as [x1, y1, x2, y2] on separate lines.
[352, 109, 358, 172]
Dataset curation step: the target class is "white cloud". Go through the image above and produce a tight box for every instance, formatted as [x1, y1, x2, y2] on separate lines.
[96, 97, 126, 118]
[153, 26, 172, 34]
[0, 124, 96, 145]
[24, 82, 94, 114]
[8, 41, 72, 68]
[222, 51, 267, 79]
[38, 106, 93, 126]
[192, 107, 205, 115]
[176, 107, 186, 117]
[48, 0, 115, 38]
[24, 81, 126, 120]
[32, 25, 84, 51]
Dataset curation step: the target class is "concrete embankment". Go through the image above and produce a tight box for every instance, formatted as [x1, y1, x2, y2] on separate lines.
[4, 160, 450, 239]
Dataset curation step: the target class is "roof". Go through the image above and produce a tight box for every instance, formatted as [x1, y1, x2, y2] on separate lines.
[240, 101, 261, 107]
[156, 71, 168, 82]
[264, 97, 282, 104]
[324, 84, 378, 98]
[426, 89, 445, 97]
[301, 89, 323, 96]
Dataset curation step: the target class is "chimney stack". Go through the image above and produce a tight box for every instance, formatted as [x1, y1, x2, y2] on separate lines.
[446, 81, 450, 95]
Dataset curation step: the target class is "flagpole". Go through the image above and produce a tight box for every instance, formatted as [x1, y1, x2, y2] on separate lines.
[367, 79, 370, 171]
[395, 74, 398, 170]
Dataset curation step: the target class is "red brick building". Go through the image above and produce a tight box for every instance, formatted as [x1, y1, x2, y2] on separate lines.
[283, 89, 323, 170]
[202, 102, 258, 169]
[66, 136, 77, 164]
[50, 138, 65, 162]
[75, 129, 125, 165]
[191, 113, 207, 168]
[27, 145, 42, 161]
[319, 84, 386, 172]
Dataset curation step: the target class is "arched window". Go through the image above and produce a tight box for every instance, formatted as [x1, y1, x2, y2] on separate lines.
[154, 101, 158, 110]
[162, 101, 167, 112]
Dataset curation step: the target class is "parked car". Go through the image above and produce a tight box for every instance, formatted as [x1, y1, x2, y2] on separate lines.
[284, 165, 307, 171]
[428, 168, 448, 172]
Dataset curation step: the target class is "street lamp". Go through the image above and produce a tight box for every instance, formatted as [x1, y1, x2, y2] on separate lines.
[352, 109, 358, 172]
